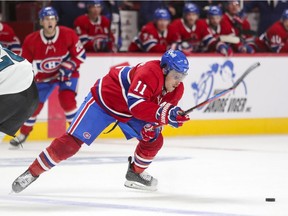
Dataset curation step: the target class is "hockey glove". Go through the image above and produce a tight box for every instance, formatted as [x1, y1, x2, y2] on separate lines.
[156, 103, 190, 128]
[216, 42, 233, 56]
[93, 38, 109, 52]
[141, 123, 162, 142]
[238, 44, 255, 54]
[59, 61, 75, 82]
[177, 41, 193, 54]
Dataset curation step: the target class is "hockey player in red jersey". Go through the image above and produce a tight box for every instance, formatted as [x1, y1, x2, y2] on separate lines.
[74, 0, 115, 52]
[128, 8, 177, 52]
[9, 7, 86, 147]
[0, 22, 21, 54]
[221, 0, 255, 53]
[169, 3, 216, 53]
[256, 9, 288, 53]
[12, 49, 190, 192]
[202, 6, 233, 56]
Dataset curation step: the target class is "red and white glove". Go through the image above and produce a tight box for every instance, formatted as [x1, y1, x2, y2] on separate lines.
[93, 38, 109, 52]
[216, 42, 233, 56]
[141, 124, 162, 142]
[156, 103, 190, 128]
[59, 61, 75, 82]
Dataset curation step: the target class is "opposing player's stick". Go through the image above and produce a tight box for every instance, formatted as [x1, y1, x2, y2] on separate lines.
[183, 62, 260, 115]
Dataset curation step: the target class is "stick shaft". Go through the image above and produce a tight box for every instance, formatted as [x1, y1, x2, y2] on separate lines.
[184, 62, 260, 115]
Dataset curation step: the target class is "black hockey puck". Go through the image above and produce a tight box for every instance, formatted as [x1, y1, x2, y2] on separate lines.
[265, 198, 275, 202]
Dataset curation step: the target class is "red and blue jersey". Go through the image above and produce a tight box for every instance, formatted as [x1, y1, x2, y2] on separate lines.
[0, 22, 21, 54]
[128, 22, 178, 52]
[21, 26, 86, 82]
[91, 60, 184, 123]
[74, 14, 114, 52]
[169, 18, 215, 52]
[256, 21, 288, 53]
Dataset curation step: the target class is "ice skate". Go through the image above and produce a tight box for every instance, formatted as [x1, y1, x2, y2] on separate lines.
[9, 134, 27, 148]
[12, 169, 38, 193]
[124, 156, 158, 191]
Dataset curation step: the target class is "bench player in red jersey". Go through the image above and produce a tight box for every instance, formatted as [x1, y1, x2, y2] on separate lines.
[202, 6, 233, 56]
[9, 7, 86, 147]
[74, 0, 115, 52]
[170, 3, 217, 54]
[128, 8, 177, 52]
[256, 9, 288, 53]
[221, 0, 255, 53]
[12, 49, 190, 193]
[0, 22, 21, 54]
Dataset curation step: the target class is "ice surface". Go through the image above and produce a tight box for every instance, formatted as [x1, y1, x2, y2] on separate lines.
[0, 136, 288, 216]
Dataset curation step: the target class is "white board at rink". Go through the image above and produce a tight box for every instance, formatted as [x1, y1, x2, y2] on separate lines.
[74, 54, 287, 119]
[28, 54, 287, 138]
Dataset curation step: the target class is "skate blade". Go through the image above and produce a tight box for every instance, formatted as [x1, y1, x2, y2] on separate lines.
[8, 145, 21, 150]
[124, 180, 157, 192]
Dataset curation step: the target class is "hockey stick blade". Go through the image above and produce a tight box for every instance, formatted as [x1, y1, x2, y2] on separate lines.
[231, 62, 260, 89]
[183, 62, 260, 115]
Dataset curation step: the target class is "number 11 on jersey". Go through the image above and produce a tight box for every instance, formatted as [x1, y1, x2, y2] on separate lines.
[134, 80, 147, 95]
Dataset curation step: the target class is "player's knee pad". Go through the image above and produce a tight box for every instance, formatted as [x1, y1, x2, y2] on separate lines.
[49, 133, 83, 161]
[58, 90, 77, 122]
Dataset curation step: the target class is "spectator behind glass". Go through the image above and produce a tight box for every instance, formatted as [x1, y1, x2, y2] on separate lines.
[256, 8, 288, 53]
[244, 0, 288, 36]
[128, 8, 177, 52]
[74, 0, 115, 52]
[0, 22, 21, 54]
[51, 1, 88, 28]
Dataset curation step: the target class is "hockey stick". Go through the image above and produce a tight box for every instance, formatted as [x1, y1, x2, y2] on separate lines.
[38, 74, 59, 82]
[219, 35, 240, 44]
[183, 62, 260, 115]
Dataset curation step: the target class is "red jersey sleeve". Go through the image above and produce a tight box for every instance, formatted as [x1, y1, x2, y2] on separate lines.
[127, 63, 163, 122]
[138, 24, 166, 52]
[63, 27, 86, 68]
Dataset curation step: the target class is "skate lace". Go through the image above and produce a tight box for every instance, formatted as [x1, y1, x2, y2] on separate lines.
[18, 172, 34, 187]
[139, 172, 152, 182]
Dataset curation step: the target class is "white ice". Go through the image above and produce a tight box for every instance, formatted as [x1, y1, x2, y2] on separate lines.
[0, 136, 288, 216]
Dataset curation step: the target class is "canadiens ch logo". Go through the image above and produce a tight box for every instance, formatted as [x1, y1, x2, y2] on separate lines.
[38, 57, 62, 73]
[83, 132, 91, 139]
